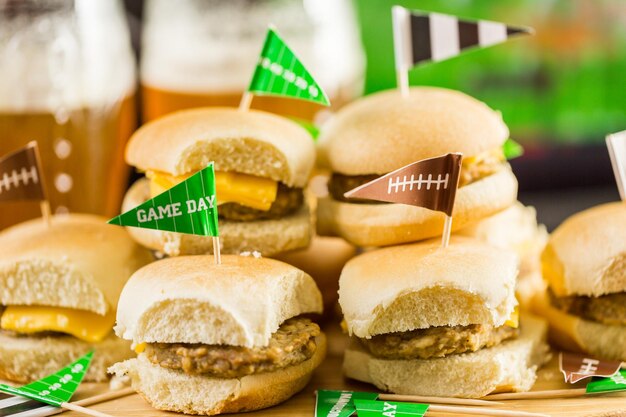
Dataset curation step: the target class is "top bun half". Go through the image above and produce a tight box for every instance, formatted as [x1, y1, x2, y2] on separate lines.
[339, 237, 518, 338]
[125, 108, 315, 188]
[115, 255, 323, 348]
[543, 202, 626, 297]
[318, 87, 509, 175]
[0, 214, 153, 315]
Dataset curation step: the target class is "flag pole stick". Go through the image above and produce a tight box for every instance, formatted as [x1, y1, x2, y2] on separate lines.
[392, 5, 411, 98]
[441, 215, 453, 248]
[40, 200, 52, 227]
[61, 402, 116, 417]
[239, 92, 254, 111]
[212, 236, 222, 265]
[397, 70, 410, 97]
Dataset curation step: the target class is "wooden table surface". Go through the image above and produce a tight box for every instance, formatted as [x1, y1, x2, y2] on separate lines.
[61, 324, 626, 417]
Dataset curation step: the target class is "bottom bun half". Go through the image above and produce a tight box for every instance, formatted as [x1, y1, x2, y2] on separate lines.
[344, 315, 549, 398]
[532, 294, 626, 361]
[122, 178, 312, 257]
[0, 332, 132, 383]
[109, 333, 326, 415]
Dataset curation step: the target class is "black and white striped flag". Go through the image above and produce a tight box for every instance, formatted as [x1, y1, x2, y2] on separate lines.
[0, 392, 60, 417]
[392, 6, 532, 71]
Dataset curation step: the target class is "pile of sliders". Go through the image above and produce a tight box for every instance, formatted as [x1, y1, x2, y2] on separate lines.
[1, 87, 623, 416]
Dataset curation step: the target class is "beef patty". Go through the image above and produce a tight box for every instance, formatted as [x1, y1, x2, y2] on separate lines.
[328, 157, 504, 204]
[549, 289, 626, 326]
[219, 183, 303, 221]
[361, 323, 519, 360]
[145, 317, 319, 378]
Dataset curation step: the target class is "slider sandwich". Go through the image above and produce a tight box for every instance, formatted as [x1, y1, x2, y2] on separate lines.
[458, 201, 548, 305]
[123, 107, 315, 256]
[534, 202, 626, 360]
[0, 214, 153, 382]
[110, 255, 326, 415]
[339, 237, 549, 398]
[317, 87, 518, 247]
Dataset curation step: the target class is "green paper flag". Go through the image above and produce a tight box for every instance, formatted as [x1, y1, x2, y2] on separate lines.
[108, 163, 219, 237]
[353, 400, 429, 417]
[0, 351, 93, 407]
[503, 138, 524, 160]
[315, 390, 379, 417]
[248, 27, 330, 106]
[586, 369, 626, 394]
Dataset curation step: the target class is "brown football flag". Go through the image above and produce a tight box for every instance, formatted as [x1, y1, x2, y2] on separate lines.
[344, 153, 463, 216]
[559, 352, 622, 384]
[0, 142, 46, 203]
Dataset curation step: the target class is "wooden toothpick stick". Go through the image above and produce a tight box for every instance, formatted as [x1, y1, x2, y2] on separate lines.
[379, 392, 502, 406]
[239, 91, 254, 111]
[61, 402, 115, 417]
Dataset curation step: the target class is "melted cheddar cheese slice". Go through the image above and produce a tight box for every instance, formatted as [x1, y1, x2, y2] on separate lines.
[1, 306, 115, 343]
[541, 243, 567, 296]
[147, 170, 278, 211]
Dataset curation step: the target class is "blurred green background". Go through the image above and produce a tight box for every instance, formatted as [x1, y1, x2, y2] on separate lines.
[353, 0, 626, 145]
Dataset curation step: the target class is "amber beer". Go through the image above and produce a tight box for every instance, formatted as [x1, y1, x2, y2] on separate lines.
[0, 96, 135, 229]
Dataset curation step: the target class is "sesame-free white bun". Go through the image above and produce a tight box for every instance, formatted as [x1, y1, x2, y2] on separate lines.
[532, 293, 626, 361]
[126, 107, 315, 188]
[121, 178, 313, 256]
[109, 334, 326, 415]
[0, 214, 153, 316]
[0, 332, 131, 383]
[343, 314, 549, 398]
[338, 237, 519, 338]
[318, 87, 509, 175]
[317, 165, 517, 247]
[115, 255, 323, 347]
[543, 202, 626, 297]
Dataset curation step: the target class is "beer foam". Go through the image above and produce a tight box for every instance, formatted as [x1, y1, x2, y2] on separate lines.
[0, 0, 136, 112]
[140, 0, 364, 96]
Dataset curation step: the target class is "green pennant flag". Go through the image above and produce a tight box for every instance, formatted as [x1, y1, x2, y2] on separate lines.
[108, 163, 219, 237]
[0, 351, 93, 407]
[586, 369, 626, 394]
[315, 390, 379, 417]
[503, 138, 524, 160]
[353, 400, 429, 417]
[248, 27, 330, 106]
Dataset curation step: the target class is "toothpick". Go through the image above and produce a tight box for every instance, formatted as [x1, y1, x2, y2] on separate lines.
[212, 236, 222, 265]
[239, 91, 254, 111]
[441, 214, 453, 248]
[378, 393, 502, 406]
[606, 132, 626, 201]
[40, 200, 52, 228]
[427, 404, 549, 417]
[484, 388, 596, 401]
[392, 6, 411, 98]
[71, 387, 135, 408]
[61, 402, 115, 417]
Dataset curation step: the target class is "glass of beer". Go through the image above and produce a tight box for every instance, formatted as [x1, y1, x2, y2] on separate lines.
[141, 0, 365, 123]
[0, 0, 136, 228]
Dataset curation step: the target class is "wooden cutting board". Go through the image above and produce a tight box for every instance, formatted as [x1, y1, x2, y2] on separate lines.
[61, 324, 626, 417]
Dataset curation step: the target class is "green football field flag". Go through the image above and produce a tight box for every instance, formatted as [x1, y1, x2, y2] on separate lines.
[353, 399, 429, 417]
[586, 369, 626, 394]
[248, 27, 330, 106]
[315, 390, 379, 417]
[108, 163, 219, 237]
[0, 351, 93, 406]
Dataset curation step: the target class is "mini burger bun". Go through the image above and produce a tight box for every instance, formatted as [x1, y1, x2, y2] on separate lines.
[542, 202, 626, 297]
[125, 107, 315, 188]
[317, 165, 517, 246]
[122, 178, 312, 256]
[532, 293, 626, 361]
[343, 314, 549, 398]
[115, 255, 323, 348]
[339, 237, 519, 338]
[318, 87, 509, 175]
[0, 214, 153, 316]
[109, 334, 326, 415]
[0, 332, 131, 383]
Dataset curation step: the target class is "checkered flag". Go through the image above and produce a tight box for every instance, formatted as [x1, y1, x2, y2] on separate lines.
[392, 6, 532, 72]
[0, 142, 46, 203]
[344, 153, 462, 216]
[247, 27, 330, 106]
